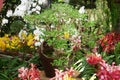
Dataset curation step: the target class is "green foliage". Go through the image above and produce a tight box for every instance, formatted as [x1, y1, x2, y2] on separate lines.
[0, 57, 27, 79]
[10, 20, 24, 34]
[52, 58, 68, 70]
[0, 0, 22, 35]
[0, 53, 41, 80]
[87, 0, 112, 33]
[24, 3, 82, 25]
[100, 42, 120, 65]
[73, 57, 96, 79]
[114, 42, 120, 64]
[110, 2, 120, 30]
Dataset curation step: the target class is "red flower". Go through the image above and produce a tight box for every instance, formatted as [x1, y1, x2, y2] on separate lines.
[99, 32, 120, 53]
[86, 53, 102, 65]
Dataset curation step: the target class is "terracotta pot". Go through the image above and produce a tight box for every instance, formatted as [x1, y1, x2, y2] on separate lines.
[38, 41, 56, 78]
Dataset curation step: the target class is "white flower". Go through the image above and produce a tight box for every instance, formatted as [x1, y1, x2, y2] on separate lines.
[40, 38, 44, 43]
[34, 35, 40, 41]
[89, 74, 96, 80]
[66, 18, 71, 24]
[34, 42, 41, 46]
[31, 8, 37, 12]
[79, 6, 85, 14]
[2, 18, 8, 25]
[78, 36, 81, 39]
[50, 24, 55, 28]
[40, 28, 46, 31]
[38, 0, 42, 5]
[18, 29, 27, 40]
[32, 2, 37, 7]
[27, 11, 32, 15]
[36, 5, 41, 11]
[64, 0, 70, 3]
[13, 4, 27, 17]
[36, 11, 40, 14]
[6, 10, 13, 17]
[33, 27, 44, 36]
[13, 0, 32, 17]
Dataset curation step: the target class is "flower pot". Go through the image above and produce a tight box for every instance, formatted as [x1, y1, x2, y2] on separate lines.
[38, 41, 56, 78]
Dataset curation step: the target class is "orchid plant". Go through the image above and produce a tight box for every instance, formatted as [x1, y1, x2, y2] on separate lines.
[0, 27, 45, 55]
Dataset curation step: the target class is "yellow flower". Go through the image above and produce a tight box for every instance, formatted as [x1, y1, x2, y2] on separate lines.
[26, 33, 34, 40]
[64, 32, 70, 39]
[21, 31, 27, 40]
[68, 77, 76, 80]
[9, 36, 21, 50]
[63, 74, 76, 80]
[27, 39, 34, 48]
[0, 38, 6, 51]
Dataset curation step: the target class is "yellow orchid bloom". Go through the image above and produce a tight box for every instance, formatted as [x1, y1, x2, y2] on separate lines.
[64, 32, 70, 39]
[0, 38, 6, 51]
[26, 33, 34, 41]
[27, 39, 34, 47]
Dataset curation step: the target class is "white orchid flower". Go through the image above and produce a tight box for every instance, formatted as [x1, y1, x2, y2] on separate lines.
[2, 18, 8, 25]
[6, 10, 13, 17]
[79, 6, 85, 14]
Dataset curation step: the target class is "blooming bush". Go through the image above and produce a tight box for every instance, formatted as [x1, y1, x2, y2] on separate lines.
[24, 3, 90, 70]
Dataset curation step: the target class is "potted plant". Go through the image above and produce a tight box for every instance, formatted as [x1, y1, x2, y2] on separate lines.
[24, 3, 89, 77]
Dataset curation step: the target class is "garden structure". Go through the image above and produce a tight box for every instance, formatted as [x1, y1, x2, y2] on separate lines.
[0, 0, 120, 80]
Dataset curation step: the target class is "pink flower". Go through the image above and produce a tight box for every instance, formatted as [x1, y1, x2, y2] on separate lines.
[86, 53, 102, 65]
[28, 63, 41, 80]
[66, 67, 74, 77]
[97, 62, 120, 80]
[92, 46, 98, 53]
[50, 67, 75, 80]
[18, 63, 41, 80]
[71, 35, 81, 51]
[18, 67, 29, 80]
